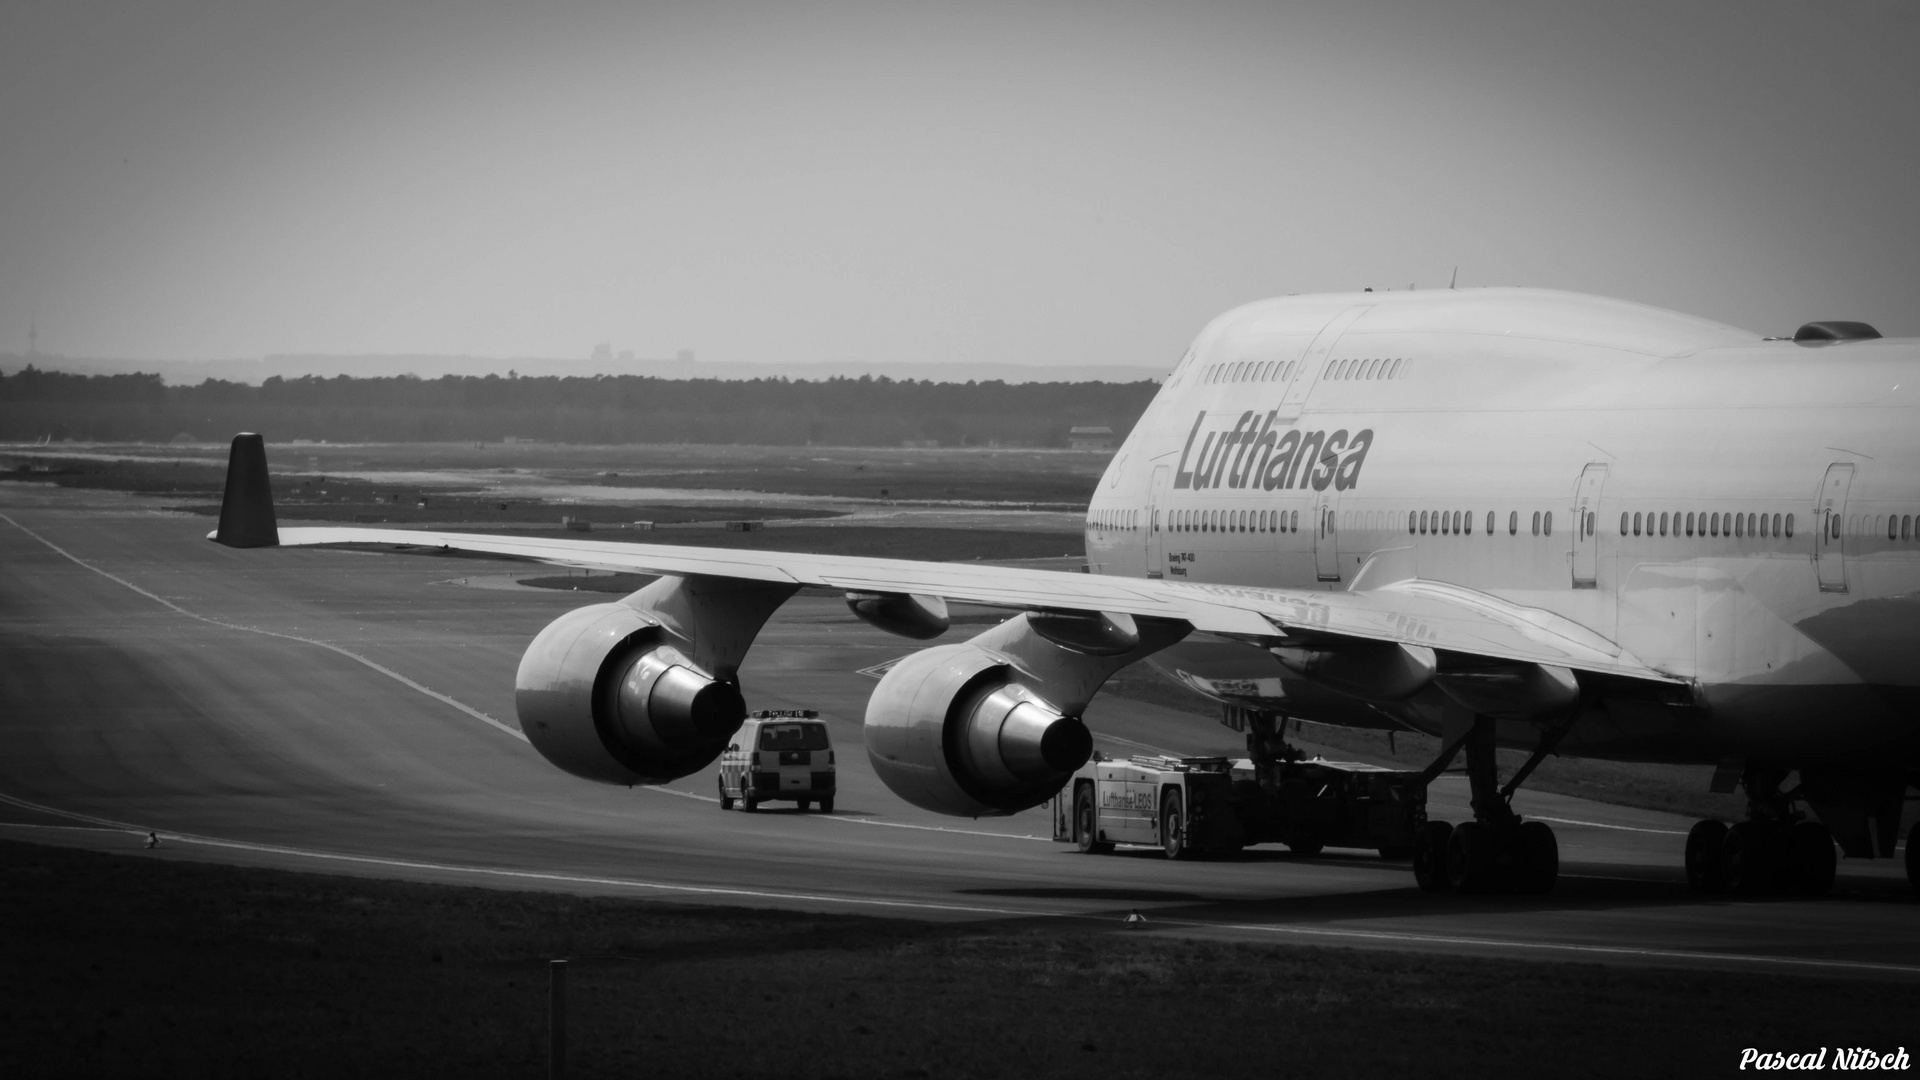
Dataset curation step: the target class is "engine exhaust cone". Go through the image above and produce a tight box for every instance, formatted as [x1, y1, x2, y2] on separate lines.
[644, 664, 745, 746]
[1036, 715, 1093, 773]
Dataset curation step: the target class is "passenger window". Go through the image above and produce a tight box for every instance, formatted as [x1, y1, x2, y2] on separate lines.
[1758, 513, 1767, 538]
[1585, 511, 1595, 537]
[1544, 512, 1553, 536]
[1632, 511, 1642, 536]
[1710, 512, 1719, 537]
[1388, 358, 1402, 379]
[1904, 515, 1913, 541]
[1785, 513, 1794, 538]
[1734, 513, 1743, 538]
[1282, 361, 1295, 380]
[1890, 516, 1899, 541]
[1508, 511, 1518, 535]
[1454, 510, 1464, 534]
[1531, 511, 1540, 536]
[1418, 510, 1428, 534]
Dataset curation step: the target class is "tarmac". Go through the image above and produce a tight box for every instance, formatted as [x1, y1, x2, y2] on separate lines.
[3, 480, 1916, 982]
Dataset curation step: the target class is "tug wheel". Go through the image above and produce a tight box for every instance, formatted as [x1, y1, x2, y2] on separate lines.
[1412, 821, 1454, 893]
[1685, 820, 1728, 894]
[1074, 785, 1112, 854]
[1160, 790, 1192, 860]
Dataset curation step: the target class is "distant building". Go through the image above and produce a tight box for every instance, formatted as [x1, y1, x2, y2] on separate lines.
[1069, 425, 1115, 451]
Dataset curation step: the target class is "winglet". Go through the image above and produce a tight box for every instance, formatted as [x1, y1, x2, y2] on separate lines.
[213, 433, 279, 547]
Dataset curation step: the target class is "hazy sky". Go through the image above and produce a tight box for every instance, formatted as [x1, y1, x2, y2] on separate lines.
[3, 1, 1917, 367]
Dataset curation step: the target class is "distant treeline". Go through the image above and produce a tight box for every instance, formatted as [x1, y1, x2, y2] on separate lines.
[0, 368, 1157, 447]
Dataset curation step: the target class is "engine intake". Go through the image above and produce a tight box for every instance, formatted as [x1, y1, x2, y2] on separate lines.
[517, 601, 746, 784]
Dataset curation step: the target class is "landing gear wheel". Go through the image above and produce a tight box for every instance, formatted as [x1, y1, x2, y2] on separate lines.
[1285, 833, 1324, 857]
[1723, 821, 1770, 894]
[1515, 820, 1559, 895]
[743, 792, 759, 813]
[1160, 790, 1191, 860]
[717, 775, 734, 811]
[818, 796, 834, 814]
[1446, 821, 1497, 894]
[1412, 821, 1454, 893]
[1908, 822, 1919, 896]
[1074, 785, 1112, 854]
[1781, 821, 1836, 897]
[1685, 820, 1729, 894]
[797, 798, 811, 811]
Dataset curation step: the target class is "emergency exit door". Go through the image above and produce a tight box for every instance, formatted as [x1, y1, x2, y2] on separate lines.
[1816, 463, 1854, 593]
[1571, 463, 1608, 588]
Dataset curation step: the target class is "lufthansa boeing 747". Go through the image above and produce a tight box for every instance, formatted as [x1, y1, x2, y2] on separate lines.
[208, 287, 1920, 897]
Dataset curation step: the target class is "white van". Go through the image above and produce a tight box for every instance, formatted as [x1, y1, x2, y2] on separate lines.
[717, 710, 836, 813]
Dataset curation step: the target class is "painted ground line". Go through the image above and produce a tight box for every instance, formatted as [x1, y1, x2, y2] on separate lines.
[1, 512, 528, 744]
[637, 785, 1052, 842]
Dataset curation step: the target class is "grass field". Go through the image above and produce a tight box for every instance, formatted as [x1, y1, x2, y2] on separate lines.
[4, 838, 1910, 1079]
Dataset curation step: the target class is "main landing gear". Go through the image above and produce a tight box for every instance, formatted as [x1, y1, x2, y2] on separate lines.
[1684, 767, 1836, 897]
[1412, 715, 1566, 895]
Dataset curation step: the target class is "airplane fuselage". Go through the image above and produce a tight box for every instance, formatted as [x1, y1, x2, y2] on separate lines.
[1083, 289, 1920, 768]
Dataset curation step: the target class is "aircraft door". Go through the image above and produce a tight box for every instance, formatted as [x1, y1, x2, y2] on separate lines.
[1816, 463, 1854, 593]
[1145, 465, 1170, 578]
[1571, 463, 1608, 588]
[1314, 494, 1342, 582]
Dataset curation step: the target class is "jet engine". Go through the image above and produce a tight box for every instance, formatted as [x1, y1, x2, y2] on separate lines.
[865, 611, 1188, 816]
[515, 576, 794, 785]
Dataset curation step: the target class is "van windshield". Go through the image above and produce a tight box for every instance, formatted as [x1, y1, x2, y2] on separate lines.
[758, 723, 829, 751]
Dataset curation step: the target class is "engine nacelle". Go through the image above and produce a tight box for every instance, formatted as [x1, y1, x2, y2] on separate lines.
[864, 611, 1189, 817]
[516, 602, 747, 784]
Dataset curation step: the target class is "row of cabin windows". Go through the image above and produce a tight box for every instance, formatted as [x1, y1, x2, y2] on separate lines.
[1412, 509, 1555, 536]
[1204, 359, 1298, 385]
[1121, 504, 1915, 545]
[1200, 356, 1413, 386]
[1622, 510, 1795, 539]
[1323, 356, 1409, 382]
[1168, 508, 1302, 533]
[1159, 507, 1556, 537]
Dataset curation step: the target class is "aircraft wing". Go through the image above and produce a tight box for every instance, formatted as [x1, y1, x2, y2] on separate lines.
[247, 524, 1677, 683]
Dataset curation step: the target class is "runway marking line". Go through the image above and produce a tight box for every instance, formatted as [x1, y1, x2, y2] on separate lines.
[0, 512, 529, 745]
[2, 792, 1915, 980]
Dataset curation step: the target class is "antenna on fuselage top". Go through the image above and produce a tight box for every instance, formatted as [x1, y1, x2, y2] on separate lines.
[1448, 266, 1459, 289]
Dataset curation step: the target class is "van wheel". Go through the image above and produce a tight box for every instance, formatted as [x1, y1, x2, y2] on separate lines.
[797, 799, 811, 811]
[743, 793, 758, 813]
[717, 775, 733, 811]
[818, 797, 834, 814]
[1074, 785, 1112, 854]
